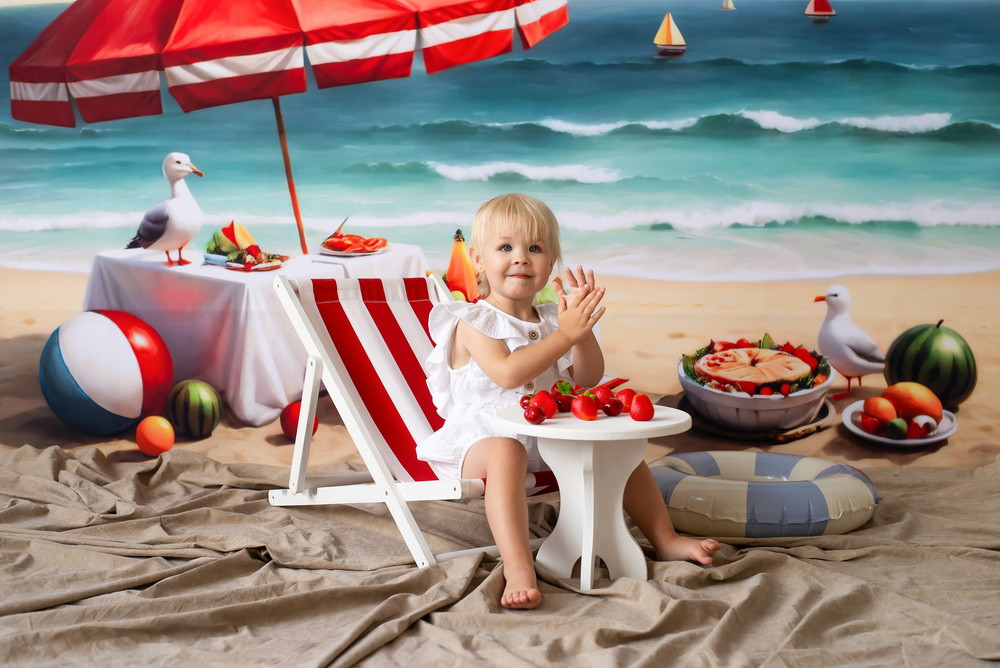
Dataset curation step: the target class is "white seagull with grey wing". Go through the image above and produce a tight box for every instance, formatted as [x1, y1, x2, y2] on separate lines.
[814, 284, 885, 400]
[126, 152, 204, 266]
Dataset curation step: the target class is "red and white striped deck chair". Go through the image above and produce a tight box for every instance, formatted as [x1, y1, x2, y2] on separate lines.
[270, 275, 557, 568]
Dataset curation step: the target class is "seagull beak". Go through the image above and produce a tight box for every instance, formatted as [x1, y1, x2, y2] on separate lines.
[188, 163, 204, 177]
[813, 295, 826, 302]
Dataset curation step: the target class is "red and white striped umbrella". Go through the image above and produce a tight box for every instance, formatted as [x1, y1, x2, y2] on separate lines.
[9, 0, 569, 253]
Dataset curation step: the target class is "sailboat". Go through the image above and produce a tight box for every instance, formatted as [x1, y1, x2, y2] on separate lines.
[721, 0, 735, 10]
[653, 12, 686, 57]
[805, 0, 836, 23]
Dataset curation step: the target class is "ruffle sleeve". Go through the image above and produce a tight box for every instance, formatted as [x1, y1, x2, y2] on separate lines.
[425, 302, 527, 416]
[423, 300, 574, 418]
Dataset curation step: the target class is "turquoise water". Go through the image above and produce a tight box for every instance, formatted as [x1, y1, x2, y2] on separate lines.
[1, 0, 998, 279]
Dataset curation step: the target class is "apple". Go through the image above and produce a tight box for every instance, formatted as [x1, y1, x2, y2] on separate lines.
[280, 401, 319, 441]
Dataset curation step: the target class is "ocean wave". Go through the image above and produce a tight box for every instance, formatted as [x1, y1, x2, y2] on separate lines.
[554, 202, 1000, 233]
[0, 122, 116, 139]
[740, 110, 953, 134]
[496, 57, 1000, 77]
[0, 212, 143, 232]
[347, 160, 622, 184]
[380, 113, 998, 141]
[3, 202, 996, 235]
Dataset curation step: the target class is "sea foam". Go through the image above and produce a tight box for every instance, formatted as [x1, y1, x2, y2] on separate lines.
[425, 161, 621, 184]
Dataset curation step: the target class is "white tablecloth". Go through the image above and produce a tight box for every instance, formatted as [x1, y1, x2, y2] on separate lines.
[83, 245, 430, 426]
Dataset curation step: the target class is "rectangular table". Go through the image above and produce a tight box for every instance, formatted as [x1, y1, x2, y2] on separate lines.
[83, 245, 430, 426]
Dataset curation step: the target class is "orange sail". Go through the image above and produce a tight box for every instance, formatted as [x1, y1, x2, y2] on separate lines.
[653, 12, 686, 56]
[445, 229, 481, 302]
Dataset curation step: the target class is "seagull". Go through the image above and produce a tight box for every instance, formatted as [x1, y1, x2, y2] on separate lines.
[126, 152, 204, 266]
[814, 284, 885, 401]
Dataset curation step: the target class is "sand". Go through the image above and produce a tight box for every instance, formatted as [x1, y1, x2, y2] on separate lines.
[1, 266, 997, 471]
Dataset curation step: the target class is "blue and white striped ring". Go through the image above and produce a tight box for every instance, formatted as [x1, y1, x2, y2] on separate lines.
[651, 451, 879, 538]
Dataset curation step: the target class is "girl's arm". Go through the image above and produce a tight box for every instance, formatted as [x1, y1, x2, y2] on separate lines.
[566, 330, 604, 389]
[456, 283, 606, 390]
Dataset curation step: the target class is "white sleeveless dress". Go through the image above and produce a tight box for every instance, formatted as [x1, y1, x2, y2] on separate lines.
[417, 300, 574, 481]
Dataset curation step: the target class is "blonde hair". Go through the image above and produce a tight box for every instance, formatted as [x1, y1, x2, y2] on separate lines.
[470, 193, 562, 262]
[469, 194, 562, 298]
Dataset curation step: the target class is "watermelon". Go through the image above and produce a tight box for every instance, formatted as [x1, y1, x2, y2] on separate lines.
[166, 379, 222, 439]
[884, 320, 976, 409]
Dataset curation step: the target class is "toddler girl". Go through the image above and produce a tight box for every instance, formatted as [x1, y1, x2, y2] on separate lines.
[418, 193, 720, 609]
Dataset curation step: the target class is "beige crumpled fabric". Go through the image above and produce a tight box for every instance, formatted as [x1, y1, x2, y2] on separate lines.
[1, 446, 998, 667]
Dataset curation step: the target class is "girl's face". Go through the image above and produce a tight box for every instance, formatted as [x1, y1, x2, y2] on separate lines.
[473, 225, 555, 304]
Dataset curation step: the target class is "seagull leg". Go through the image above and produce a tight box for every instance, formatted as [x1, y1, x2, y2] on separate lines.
[164, 251, 177, 266]
[832, 376, 854, 402]
[176, 249, 192, 266]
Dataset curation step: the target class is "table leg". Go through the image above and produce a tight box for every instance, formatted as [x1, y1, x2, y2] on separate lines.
[536, 437, 649, 590]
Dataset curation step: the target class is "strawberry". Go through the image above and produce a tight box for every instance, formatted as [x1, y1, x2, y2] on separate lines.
[591, 385, 614, 406]
[780, 383, 792, 397]
[523, 405, 546, 425]
[615, 388, 637, 410]
[791, 347, 819, 371]
[736, 380, 756, 396]
[595, 377, 629, 392]
[858, 413, 882, 435]
[602, 397, 625, 416]
[759, 386, 774, 396]
[571, 393, 598, 421]
[529, 390, 558, 419]
[550, 380, 576, 396]
[630, 393, 655, 421]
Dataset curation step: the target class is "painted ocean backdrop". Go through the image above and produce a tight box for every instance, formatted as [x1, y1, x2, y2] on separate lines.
[1, 0, 998, 280]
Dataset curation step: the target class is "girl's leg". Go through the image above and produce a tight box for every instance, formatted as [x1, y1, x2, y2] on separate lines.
[462, 437, 541, 609]
[623, 462, 721, 563]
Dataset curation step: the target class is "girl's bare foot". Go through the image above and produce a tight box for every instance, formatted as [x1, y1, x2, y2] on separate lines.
[501, 564, 542, 609]
[655, 535, 722, 565]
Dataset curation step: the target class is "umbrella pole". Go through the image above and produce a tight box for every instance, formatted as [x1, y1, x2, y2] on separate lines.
[272, 97, 309, 254]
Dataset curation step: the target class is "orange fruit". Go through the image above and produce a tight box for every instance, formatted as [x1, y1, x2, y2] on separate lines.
[136, 416, 175, 456]
[862, 396, 897, 423]
[881, 382, 943, 422]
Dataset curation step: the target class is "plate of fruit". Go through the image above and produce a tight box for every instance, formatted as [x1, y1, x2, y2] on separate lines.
[841, 382, 957, 448]
[320, 220, 389, 255]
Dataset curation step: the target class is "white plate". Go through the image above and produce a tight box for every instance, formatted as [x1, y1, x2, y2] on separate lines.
[841, 399, 957, 448]
[319, 247, 388, 257]
[225, 261, 283, 271]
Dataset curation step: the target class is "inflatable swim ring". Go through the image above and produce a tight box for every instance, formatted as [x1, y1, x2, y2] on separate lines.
[651, 451, 878, 538]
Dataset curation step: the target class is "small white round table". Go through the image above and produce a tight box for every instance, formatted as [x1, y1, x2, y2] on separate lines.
[493, 405, 692, 591]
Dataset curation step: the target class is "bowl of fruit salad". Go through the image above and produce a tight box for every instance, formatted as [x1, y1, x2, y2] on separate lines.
[678, 334, 834, 432]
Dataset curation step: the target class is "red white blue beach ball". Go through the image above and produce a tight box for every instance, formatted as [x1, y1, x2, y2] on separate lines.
[39, 310, 174, 436]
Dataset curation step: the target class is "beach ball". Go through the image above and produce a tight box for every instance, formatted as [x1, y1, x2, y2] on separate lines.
[165, 379, 222, 439]
[136, 416, 175, 457]
[39, 310, 174, 436]
[279, 400, 319, 441]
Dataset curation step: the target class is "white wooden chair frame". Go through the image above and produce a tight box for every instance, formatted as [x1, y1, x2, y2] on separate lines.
[270, 275, 548, 567]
